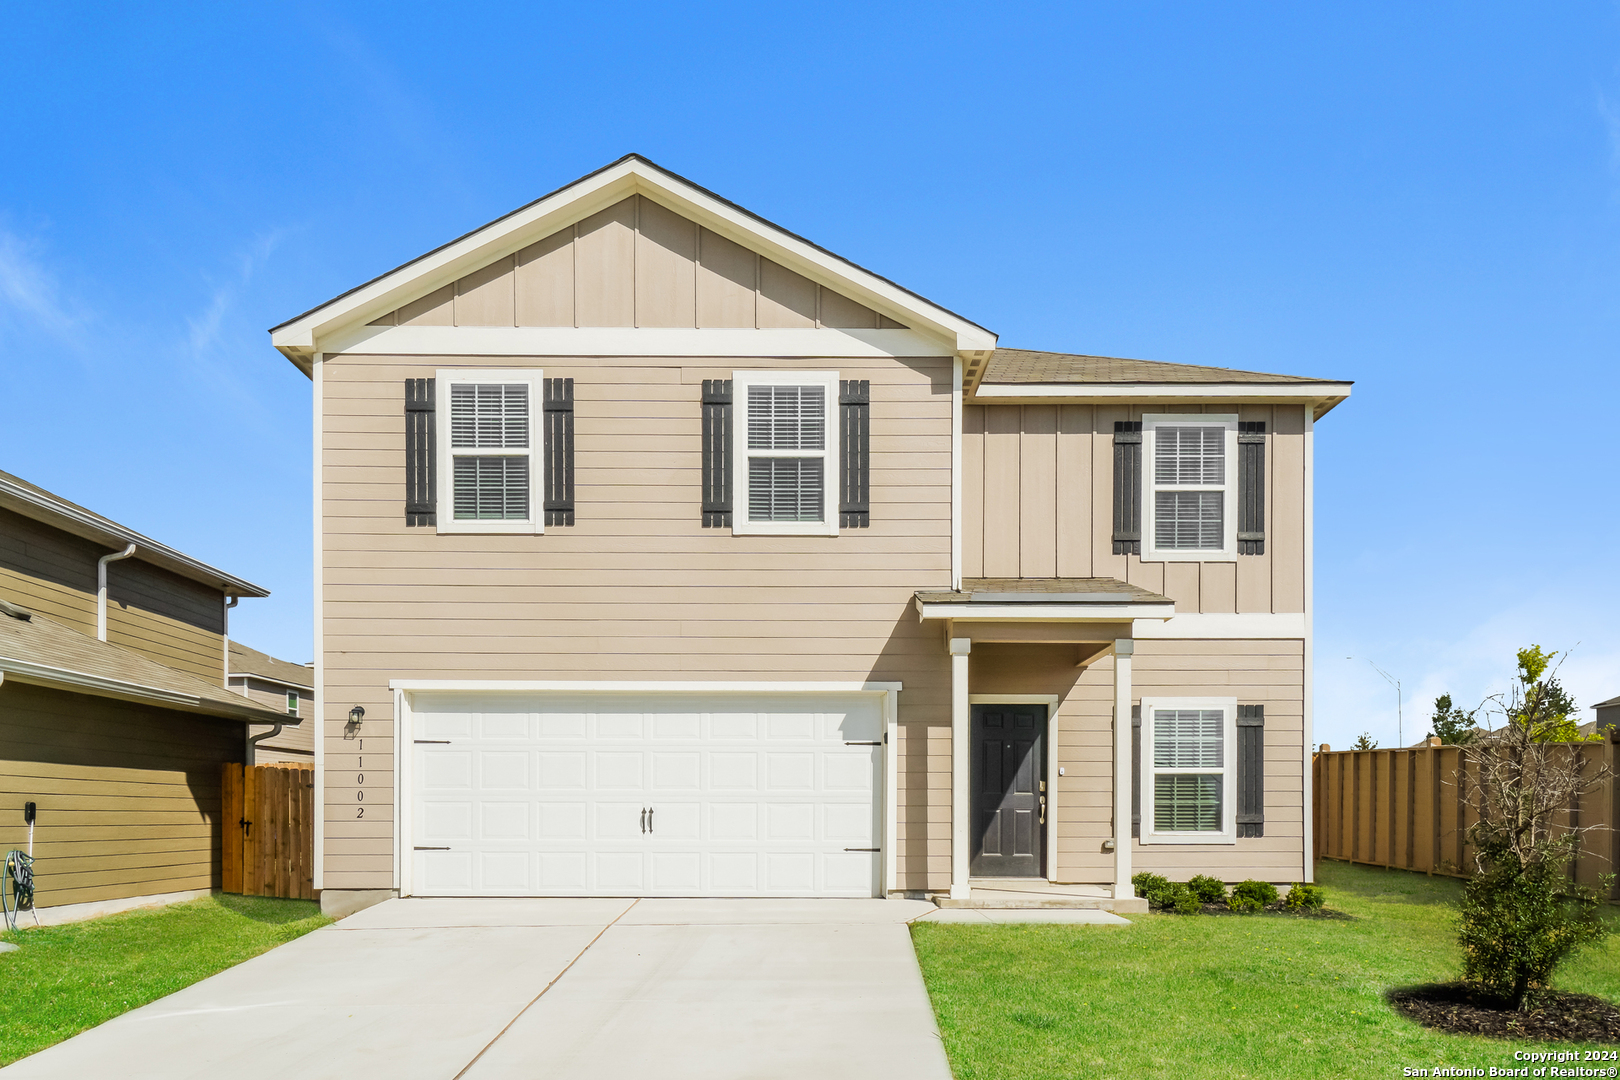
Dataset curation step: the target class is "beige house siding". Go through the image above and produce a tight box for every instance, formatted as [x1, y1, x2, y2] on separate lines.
[319, 350, 955, 892]
[0, 506, 227, 683]
[366, 196, 908, 332]
[961, 403, 1306, 614]
[234, 677, 314, 762]
[0, 681, 240, 909]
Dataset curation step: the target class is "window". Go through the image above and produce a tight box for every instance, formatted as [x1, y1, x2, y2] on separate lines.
[732, 371, 839, 536]
[434, 370, 543, 534]
[1139, 697, 1237, 844]
[1142, 415, 1238, 561]
[286, 691, 298, 716]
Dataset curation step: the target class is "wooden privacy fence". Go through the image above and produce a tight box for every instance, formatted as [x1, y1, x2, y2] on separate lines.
[1313, 734, 1620, 900]
[221, 763, 314, 900]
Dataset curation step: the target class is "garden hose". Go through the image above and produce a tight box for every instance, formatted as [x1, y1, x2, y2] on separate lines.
[3, 850, 36, 931]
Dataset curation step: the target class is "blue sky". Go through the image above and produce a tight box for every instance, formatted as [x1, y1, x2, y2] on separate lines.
[3, 3, 1618, 748]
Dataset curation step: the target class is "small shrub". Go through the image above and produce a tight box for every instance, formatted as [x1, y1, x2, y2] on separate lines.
[1169, 883, 1202, 915]
[1283, 882, 1325, 912]
[1187, 875, 1227, 904]
[1131, 871, 1169, 899]
[1228, 880, 1279, 913]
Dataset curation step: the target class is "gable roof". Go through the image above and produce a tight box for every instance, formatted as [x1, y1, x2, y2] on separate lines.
[229, 640, 312, 690]
[0, 601, 291, 723]
[270, 154, 998, 373]
[969, 348, 1353, 418]
[0, 469, 269, 599]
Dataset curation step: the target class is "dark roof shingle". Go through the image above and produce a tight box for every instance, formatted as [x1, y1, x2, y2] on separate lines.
[980, 348, 1346, 386]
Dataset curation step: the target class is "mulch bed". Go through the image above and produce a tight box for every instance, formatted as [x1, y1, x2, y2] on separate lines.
[1387, 983, 1620, 1044]
[1195, 903, 1355, 920]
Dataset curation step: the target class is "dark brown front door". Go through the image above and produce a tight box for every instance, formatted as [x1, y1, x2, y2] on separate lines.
[970, 704, 1045, 877]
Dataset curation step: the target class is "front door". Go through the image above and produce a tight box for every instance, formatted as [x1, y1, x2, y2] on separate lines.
[969, 704, 1045, 877]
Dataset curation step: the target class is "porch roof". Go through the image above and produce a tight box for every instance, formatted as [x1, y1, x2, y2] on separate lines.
[914, 577, 1174, 623]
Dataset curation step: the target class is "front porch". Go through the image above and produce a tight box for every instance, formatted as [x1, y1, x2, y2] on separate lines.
[913, 577, 1175, 906]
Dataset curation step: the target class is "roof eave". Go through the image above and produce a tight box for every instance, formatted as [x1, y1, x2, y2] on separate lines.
[0, 476, 271, 598]
[970, 381, 1352, 419]
[0, 659, 295, 724]
[271, 155, 996, 375]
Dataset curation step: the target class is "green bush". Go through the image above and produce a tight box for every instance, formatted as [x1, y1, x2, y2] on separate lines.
[1187, 875, 1227, 904]
[1227, 880, 1279, 913]
[1458, 841, 1610, 1008]
[1283, 883, 1325, 911]
[1169, 883, 1202, 915]
[1131, 871, 1169, 900]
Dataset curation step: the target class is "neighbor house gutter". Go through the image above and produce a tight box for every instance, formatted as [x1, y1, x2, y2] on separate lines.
[96, 543, 137, 641]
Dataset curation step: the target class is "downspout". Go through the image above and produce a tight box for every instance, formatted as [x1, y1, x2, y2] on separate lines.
[96, 544, 137, 641]
[246, 721, 283, 767]
[223, 595, 238, 688]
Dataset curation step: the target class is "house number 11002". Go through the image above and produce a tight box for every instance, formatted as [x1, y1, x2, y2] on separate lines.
[356, 739, 364, 818]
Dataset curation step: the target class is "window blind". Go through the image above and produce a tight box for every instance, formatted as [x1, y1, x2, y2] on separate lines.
[1153, 709, 1224, 768]
[451, 383, 529, 449]
[1154, 775, 1222, 832]
[453, 456, 529, 520]
[747, 385, 825, 450]
[748, 458, 823, 522]
[1154, 425, 1224, 484]
[1154, 491, 1224, 549]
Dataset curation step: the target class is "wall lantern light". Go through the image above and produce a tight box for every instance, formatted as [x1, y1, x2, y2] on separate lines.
[345, 704, 365, 738]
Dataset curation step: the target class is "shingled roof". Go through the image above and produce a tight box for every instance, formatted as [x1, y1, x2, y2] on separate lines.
[0, 602, 291, 724]
[980, 348, 1340, 386]
[229, 641, 313, 690]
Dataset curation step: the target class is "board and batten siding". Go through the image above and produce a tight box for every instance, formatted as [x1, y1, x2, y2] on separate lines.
[961, 403, 1306, 614]
[0, 507, 228, 683]
[319, 351, 955, 893]
[366, 195, 909, 332]
[0, 681, 241, 908]
[969, 638, 1306, 884]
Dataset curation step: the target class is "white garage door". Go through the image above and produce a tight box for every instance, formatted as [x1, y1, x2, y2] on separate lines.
[407, 692, 883, 898]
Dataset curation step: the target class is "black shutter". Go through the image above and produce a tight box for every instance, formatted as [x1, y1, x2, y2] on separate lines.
[543, 378, 574, 526]
[1238, 422, 1266, 555]
[404, 378, 436, 527]
[839, 380, 870, 529]
[1237, 704, 1265, 837]
[1131, 704, 1141, 839]
[702, 379, 732, 527]
[1112, 421, 1142, 555]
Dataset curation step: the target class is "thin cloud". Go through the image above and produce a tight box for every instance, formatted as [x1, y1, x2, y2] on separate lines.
[0, 228, 87, 343]
[179, 230, 285, 401]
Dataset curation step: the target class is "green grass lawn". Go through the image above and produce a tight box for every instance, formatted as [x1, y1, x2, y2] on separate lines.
[0, 893, 329, 1066]
[912, 861, 1620, 1080]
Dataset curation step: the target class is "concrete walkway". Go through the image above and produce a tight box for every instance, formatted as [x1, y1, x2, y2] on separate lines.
[0, 898, 952, 1080]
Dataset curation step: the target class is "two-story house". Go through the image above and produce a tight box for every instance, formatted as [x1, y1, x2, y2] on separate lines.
[271, 155, 1349, 917]
[0, 470, 289, 919]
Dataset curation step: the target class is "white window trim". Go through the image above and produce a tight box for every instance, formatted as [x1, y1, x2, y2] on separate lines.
[1138, 696, 1238, 845]
[286, 691, 298, 716]
[1141, 413, 1238, 562]
[732, 369, 840, 537]
[434, 368, 544, 535]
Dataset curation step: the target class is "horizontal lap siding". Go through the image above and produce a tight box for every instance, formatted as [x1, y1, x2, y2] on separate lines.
[322, 352, 954, 892]
[960, 403, 1304, 614]
[239, 679, 314, 759]
[0, 682, 240, 909]
[0, 507, 227, 683]
[967, 639, 1305, 885]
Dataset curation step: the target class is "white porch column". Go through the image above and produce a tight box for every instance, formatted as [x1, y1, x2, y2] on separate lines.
[1113, 637, 1134, 899]
[949, 636, 972, 900]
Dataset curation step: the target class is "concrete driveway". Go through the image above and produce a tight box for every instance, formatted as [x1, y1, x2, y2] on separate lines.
[0, 898, 952, 1080]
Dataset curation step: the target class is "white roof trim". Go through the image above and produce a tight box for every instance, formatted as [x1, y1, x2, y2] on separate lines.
[0, 656, 297, 723]
[320, 325, 953, 359]
[272, 156, 996, 370]
[916, 600, 1175, 622]
[389, 679, 903, 693]
[972, 382, 1352, 400]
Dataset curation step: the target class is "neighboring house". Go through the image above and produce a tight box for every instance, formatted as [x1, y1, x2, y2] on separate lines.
[0, 471, 291, 918]
[1592, 695, 1620, 736]
[270, 155, 1351, 916]
[229, 640, 315, 764]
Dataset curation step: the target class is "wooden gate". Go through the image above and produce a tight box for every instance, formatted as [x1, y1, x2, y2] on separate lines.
[221, 763, 314, 899]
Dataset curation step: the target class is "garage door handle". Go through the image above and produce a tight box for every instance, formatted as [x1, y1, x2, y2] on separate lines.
[844, 741, 881, 746]
[648, 807, 654, 833]
[844, 847, 879, 852]
[414, 846, 450, 851]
